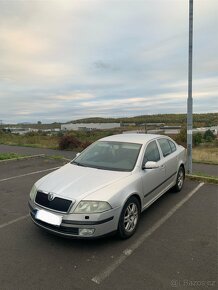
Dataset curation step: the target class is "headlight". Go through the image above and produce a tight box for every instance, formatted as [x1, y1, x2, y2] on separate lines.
[30, 184, 37, 201]
[74, 201, 112, 214]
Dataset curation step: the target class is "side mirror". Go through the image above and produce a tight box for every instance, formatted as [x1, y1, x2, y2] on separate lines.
[143, 161, 159, 169]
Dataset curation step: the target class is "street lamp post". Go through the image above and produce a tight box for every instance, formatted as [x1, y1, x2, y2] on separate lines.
[187, 0, 193, 174]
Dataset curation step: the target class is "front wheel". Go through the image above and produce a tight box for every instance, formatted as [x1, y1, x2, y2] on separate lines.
[118, 196, 140, 239]
[173, 166, 185, 192]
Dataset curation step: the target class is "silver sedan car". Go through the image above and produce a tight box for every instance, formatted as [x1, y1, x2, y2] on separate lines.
[29, 134, 186, 239]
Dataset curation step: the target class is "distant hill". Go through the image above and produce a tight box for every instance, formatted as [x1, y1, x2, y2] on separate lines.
[66, 113, 218, 128]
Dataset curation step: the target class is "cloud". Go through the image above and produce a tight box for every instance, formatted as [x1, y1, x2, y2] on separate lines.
[52, 92, 95, 101]
[0, 27, 48, 56]
[93, 60, 120, 72]
[0, 25, 73, 84]
[0, 0, 217, 123]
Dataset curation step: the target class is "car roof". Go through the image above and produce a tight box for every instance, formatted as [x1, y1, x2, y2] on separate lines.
[99, 133, 166, 144]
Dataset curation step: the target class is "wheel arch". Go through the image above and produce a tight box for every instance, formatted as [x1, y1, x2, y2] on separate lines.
[178, 162, 185, 178]
[122, 192, 142, 213]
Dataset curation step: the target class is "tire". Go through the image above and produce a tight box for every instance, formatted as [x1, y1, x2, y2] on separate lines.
[173, 166, 185, 192]
[118, 196, 140, 239]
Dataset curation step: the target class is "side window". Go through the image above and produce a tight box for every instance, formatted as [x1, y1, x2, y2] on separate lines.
[158, 139, 172, 157]
[168, 140, 177, 152]
[143, 141, 160, 164]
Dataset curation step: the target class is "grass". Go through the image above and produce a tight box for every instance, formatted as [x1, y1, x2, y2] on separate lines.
[187, 173, 218, 184]
[1, 131, 218, 165]
[193, 171, 217, 178]
[0, 130, 116, 150]
[0, 152, 23, 160]
[192, 145, 218, 165]
[0, 133, 59, 149]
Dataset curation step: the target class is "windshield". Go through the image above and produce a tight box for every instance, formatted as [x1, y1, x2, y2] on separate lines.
[71, 141, 142, 171]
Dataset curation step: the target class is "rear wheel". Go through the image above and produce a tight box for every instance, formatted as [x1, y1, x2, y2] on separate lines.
[118, 196, 140, 239]
[174, 166, 185, 192]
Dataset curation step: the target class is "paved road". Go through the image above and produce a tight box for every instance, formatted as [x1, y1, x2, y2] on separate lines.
[0, 144, 76, 160]
[0, 144, 217, 176]
[192, 163, 218, 177]
[0, 158, 217, 290]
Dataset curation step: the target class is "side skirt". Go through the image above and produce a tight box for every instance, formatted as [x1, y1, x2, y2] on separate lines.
[142, 180, 175, 211]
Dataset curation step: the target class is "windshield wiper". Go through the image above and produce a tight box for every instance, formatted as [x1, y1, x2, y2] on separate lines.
[72, 161, 86, 167]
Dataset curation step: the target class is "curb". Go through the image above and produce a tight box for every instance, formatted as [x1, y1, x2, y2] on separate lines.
[193, 160, 218, 166]
[0, 154, 45, 163]
[44, 155, 72, 162]
[186, 174, 218, 185]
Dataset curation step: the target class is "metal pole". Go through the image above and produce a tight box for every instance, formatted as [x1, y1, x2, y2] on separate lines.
[187, 0, 193, 174]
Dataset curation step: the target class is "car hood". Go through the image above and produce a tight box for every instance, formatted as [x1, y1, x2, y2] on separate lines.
[36, 163, 131, 201]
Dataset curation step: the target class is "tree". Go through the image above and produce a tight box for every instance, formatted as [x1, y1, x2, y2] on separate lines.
[193, 132, 202, 146]
[175, 127, 187, 145]
[203, 129, 215, 142]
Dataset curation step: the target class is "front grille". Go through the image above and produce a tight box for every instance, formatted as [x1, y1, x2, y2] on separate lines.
[31, 213, 79, 235]
[35, 191, 72, 213]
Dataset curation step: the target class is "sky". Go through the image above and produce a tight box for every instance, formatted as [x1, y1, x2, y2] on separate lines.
[0, 0, 217, 124]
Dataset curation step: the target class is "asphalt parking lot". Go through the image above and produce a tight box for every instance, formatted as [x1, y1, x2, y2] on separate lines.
[0, 157, 217, 290]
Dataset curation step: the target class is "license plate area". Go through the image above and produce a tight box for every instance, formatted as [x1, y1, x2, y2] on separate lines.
[35, 209, 62, 226]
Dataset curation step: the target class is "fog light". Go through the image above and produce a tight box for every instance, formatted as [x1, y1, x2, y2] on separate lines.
[79, 228, 95, 236]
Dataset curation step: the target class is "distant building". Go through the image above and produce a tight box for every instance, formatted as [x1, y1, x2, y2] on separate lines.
[163, 129, 181, 135]
[147, 129, 164, 134]
[3, 127, 38, 135]
[193, 126, 218, 136]
[123, 130, 145, 134]
[121, 123, 136, 127]
[3, 127, 60, 135]
[160, 126, 181, 130]
[143, 123, 165, 126]
[159, 126, 181, 135]
[61, 123, 121, 131]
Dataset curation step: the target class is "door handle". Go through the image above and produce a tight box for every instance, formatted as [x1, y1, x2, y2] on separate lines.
[160, 165, 165, 169]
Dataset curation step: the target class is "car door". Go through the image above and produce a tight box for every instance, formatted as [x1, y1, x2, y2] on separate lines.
[141, 140, 166, 207]
[157, 138, 178, 188]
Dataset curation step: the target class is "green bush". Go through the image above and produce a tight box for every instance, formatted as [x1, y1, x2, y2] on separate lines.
[25, 132, 37, 137]
[175, 127, 187, 145]
[193, 132, 203, 146]
[203, 129, 215, 142]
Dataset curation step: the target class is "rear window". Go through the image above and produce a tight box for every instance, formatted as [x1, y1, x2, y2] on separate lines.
[168, 140, 177, 152]
[158, 139, 172, 157]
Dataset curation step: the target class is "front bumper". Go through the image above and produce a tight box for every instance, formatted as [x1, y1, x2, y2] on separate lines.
[29, 200, 121, 238]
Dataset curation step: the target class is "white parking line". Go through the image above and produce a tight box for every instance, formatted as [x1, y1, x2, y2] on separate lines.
[0, 167, 60, 182]
[0, 214, 29, 229]
[91, 182, 205, 285]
